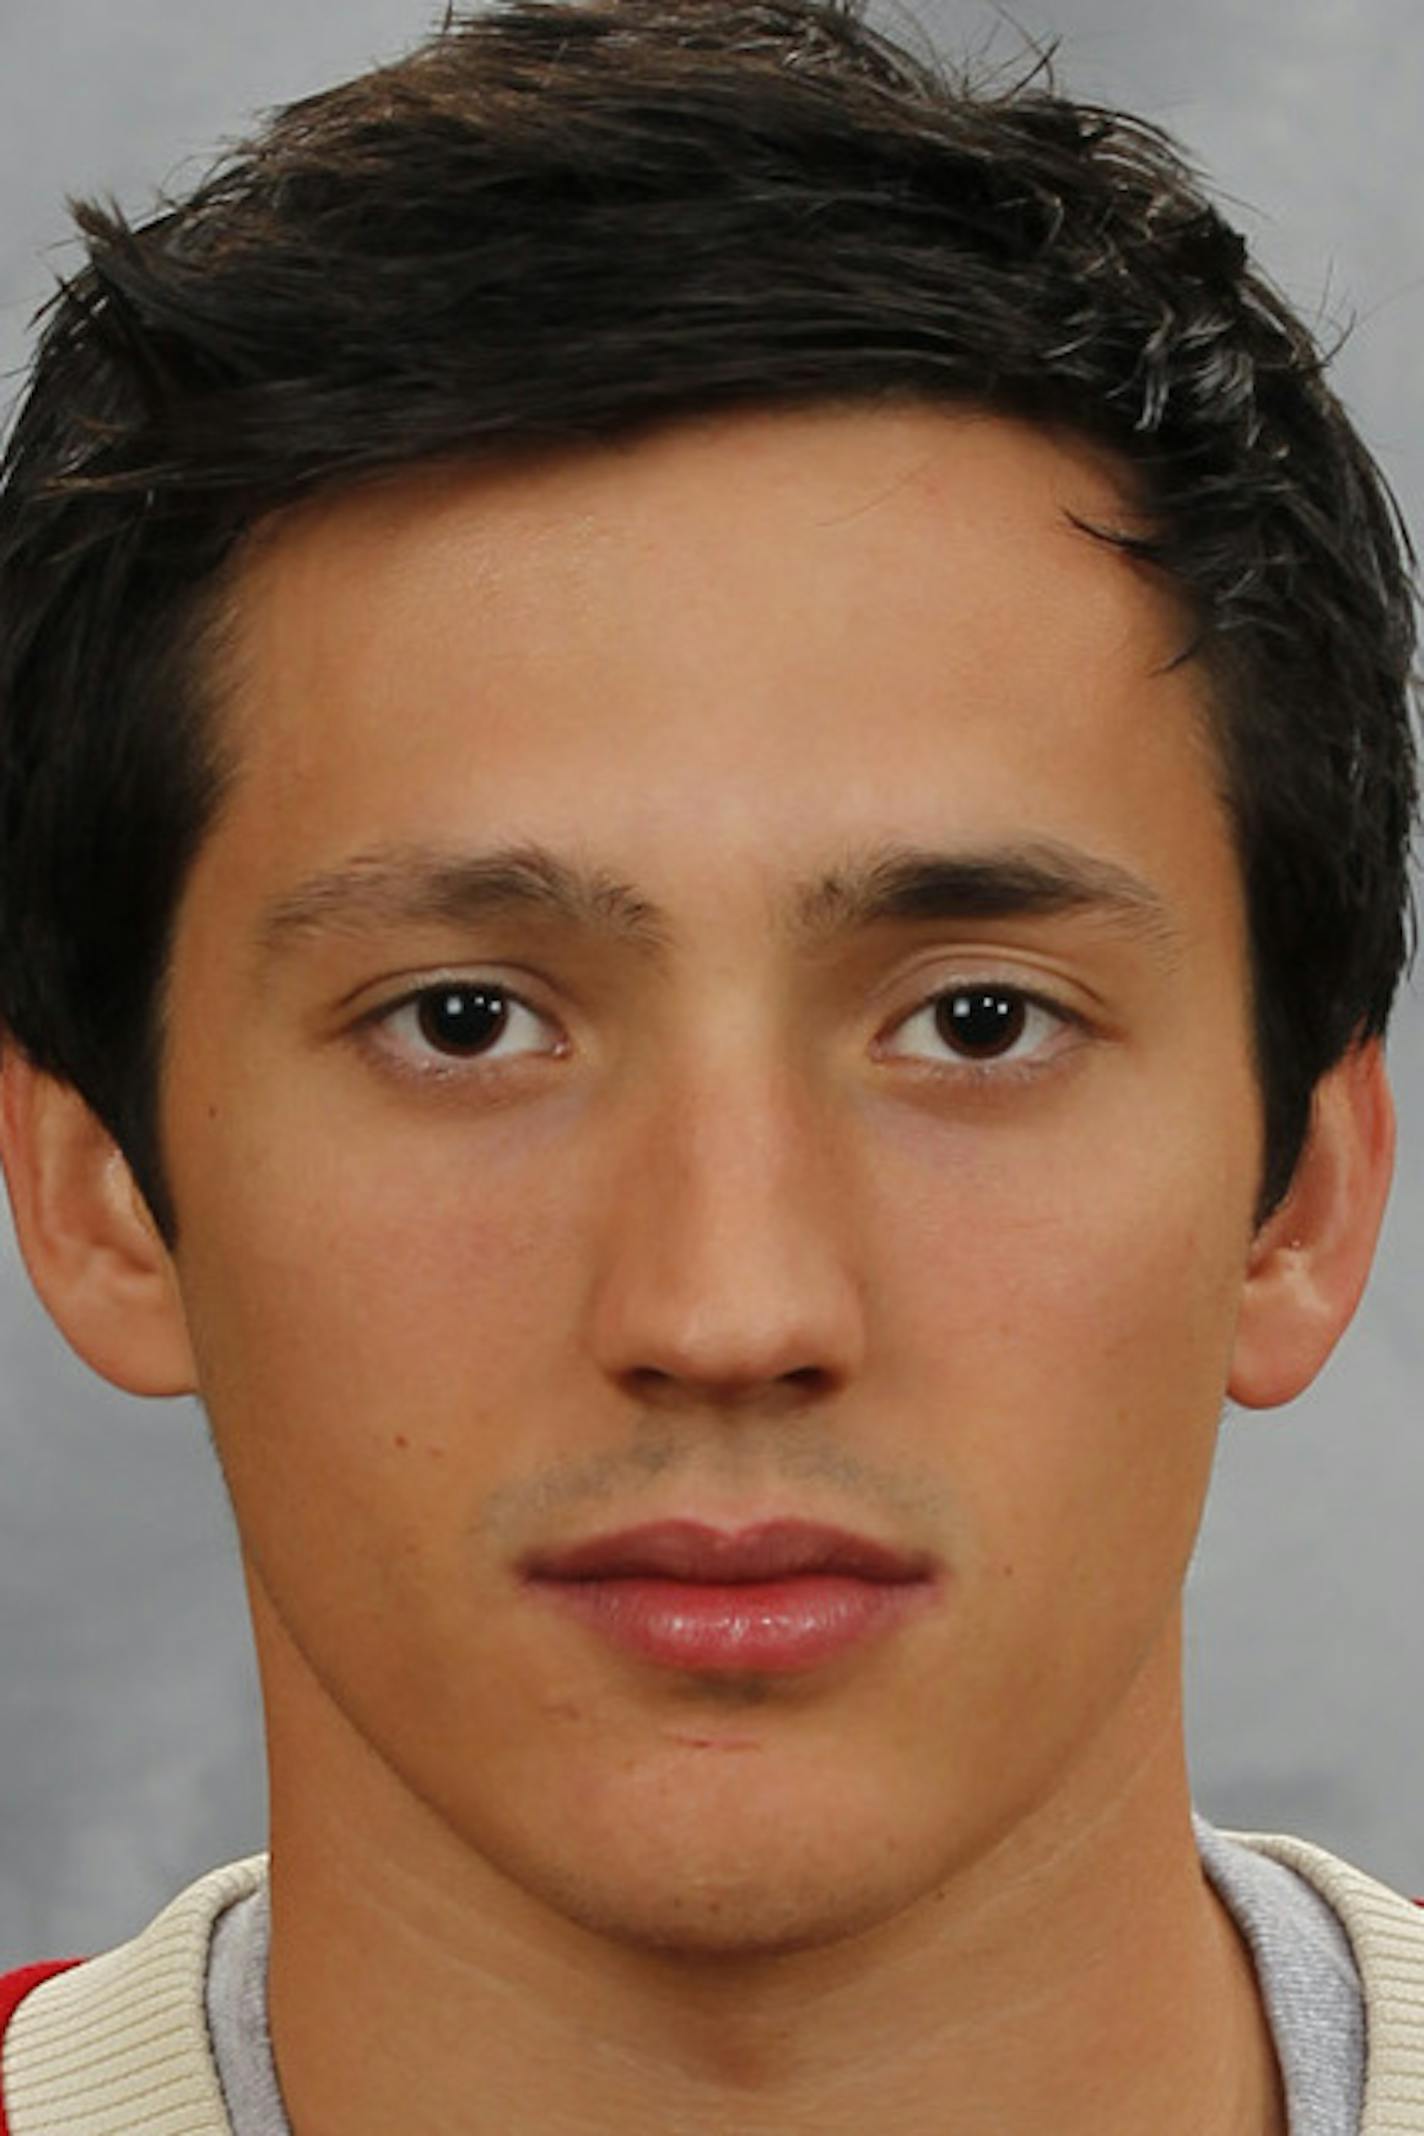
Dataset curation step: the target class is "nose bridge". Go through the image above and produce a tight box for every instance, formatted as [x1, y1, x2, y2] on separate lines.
[588, 1030, 866, 1402]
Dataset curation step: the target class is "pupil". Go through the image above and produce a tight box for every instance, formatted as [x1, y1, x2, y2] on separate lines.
[416, 986, 508, 1053]
[936, 989, 1025, 1057]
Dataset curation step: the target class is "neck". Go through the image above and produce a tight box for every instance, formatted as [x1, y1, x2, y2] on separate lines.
[257, 1602, 1284, 2136]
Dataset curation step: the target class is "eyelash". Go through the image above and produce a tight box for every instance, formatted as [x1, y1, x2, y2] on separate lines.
[356, 975, 1084, 1085]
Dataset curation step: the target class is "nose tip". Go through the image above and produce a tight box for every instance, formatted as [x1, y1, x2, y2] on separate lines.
[587, 1078, 866, 1412]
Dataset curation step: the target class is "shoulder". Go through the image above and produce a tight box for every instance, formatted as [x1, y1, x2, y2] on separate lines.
[1226, 1828, 1424, 2133]
[0, 1854, 266, 2136]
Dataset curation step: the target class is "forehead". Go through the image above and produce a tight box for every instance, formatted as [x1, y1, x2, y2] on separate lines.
[198, 402, 1232, 939]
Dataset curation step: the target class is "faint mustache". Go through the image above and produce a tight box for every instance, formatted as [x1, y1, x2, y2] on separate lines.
[475, 1420, 949, 1541]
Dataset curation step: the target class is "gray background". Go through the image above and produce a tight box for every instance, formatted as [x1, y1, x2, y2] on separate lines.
[1, 0, 1421, 1965]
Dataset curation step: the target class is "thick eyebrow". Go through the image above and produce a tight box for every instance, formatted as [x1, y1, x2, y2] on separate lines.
[793, 840, 1181, 961]
[255, 843, 671, 961]
[255, 836, 1179, 967]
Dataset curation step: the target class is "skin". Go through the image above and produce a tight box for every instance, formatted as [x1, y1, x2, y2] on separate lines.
[0, 404, 1395, 2134]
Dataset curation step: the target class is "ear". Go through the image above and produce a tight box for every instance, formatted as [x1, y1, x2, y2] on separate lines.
[1228, 1039, 1394, 1410]
[0, 1048, 197, 1397]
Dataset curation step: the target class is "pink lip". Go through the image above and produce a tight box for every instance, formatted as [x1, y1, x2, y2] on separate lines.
[520, 1520, 937, 1673]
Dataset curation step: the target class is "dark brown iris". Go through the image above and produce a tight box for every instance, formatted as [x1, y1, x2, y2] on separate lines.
[415, 986, 509, 1054]
[935, 989, 1027, 1058]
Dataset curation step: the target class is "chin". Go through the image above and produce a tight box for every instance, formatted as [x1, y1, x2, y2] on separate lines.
[541, 1853, 916, 1961]
[481, 1753, 946, 1961]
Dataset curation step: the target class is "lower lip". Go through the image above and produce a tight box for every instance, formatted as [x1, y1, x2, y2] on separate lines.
[526, 1574, 932, 1673]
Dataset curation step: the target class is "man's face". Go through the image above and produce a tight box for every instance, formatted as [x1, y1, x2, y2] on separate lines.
[161, 405, 1262, 1954]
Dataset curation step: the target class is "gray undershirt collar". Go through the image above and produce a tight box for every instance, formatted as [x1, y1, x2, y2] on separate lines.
[205, 1879, 290, 2136]
[1194, 1814, 1365, 2135]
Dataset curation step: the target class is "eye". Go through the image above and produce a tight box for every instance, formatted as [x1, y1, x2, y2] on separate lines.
[881, 984, 1075, 1072]
[367, 982, 563, 1072]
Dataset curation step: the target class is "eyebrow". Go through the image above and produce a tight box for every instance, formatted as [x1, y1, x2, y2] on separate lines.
[254, 837, 1180, 966]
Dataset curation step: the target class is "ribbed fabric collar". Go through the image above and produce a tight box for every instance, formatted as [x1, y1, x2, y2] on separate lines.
[5, 1834, 1424, 2133]
[2, 1854, 263, 2136]
[1240, 1832, 1424, 2133]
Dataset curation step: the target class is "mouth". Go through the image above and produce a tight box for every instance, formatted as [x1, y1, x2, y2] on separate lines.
[519, 1519, 938, 1674]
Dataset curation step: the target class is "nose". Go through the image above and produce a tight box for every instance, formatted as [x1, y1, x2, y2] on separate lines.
[587, 1055, 867, 1413]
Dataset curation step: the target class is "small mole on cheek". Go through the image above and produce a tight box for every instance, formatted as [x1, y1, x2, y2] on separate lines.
[393, 1433, 410, 1451]
[667, 1733, 764, 1753]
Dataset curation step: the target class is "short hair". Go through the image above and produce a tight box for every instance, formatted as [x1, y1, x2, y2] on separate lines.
[0, 0, 1415, 1245]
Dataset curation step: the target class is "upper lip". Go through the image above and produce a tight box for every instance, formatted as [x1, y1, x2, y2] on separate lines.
[521, 1519, 934, 1584]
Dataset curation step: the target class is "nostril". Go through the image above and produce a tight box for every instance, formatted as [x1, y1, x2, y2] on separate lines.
[619, 1360, 839, 1412]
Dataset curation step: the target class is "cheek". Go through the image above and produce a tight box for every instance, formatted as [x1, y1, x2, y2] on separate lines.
[868, 1089, 1255, 1606]
[170, 1109, 605, 1761]
[170, 1096, 592, 1517]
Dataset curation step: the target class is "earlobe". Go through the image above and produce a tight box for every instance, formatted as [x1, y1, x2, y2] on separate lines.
[0, 1048, 197, 1397]
[1228, 1040, 1395, 1410]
